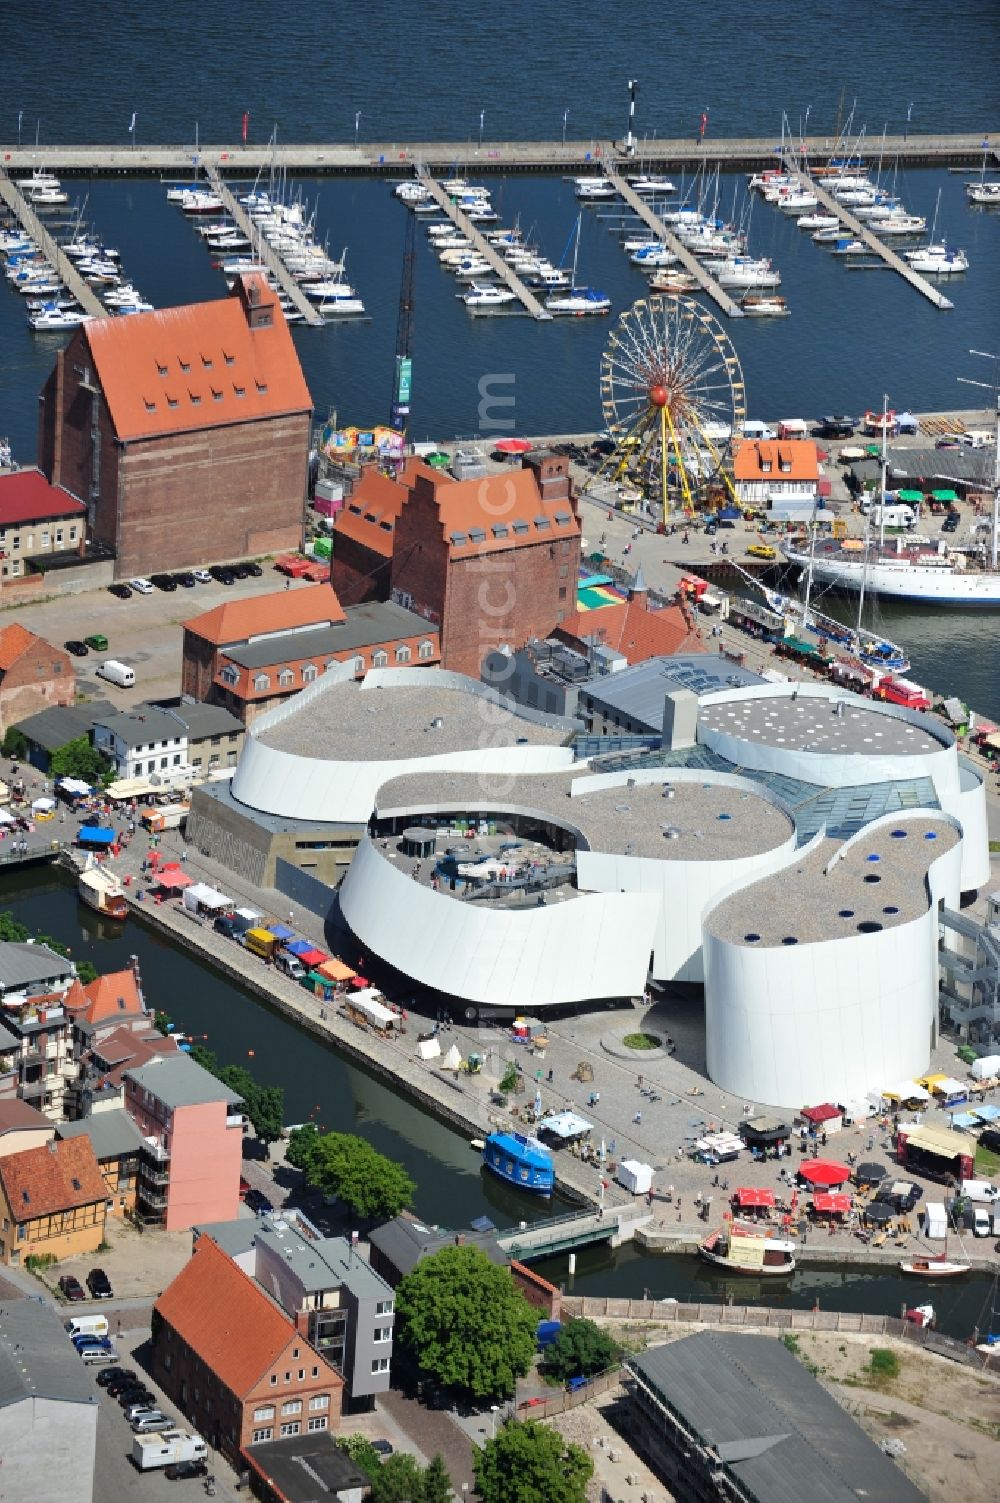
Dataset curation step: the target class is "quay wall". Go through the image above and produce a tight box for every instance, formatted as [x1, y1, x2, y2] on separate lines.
[0, 133, 993, 179]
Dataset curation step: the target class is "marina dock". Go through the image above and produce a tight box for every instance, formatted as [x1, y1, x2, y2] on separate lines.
[0, 132, 990, 178]
[414, 165, 552, 319]
[782, 159, 955, 311]
[202, 166, 324, 327]
[602, 163, 744, 319]
[0, 170, 106, 318]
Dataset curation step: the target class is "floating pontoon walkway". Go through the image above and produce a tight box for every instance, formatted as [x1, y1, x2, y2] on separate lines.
[414, 165, 552, 320]
[202, 166, 324, 327]
[0, 171, 105, 317]
[783, 160, 955, 311]
[603, 163, 744, 319]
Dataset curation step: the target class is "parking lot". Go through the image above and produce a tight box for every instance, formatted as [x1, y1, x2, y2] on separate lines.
[3, 567, 317, 711]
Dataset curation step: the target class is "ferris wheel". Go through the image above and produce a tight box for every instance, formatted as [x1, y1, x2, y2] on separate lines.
[599, 294, 747, 519]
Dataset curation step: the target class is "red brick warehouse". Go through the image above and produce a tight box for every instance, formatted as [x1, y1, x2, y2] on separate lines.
[37, 275, 313, 581]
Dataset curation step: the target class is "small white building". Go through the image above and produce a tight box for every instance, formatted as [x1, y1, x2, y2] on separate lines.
[0, 1300, 99, 1503]
[732, 439, 820, 506]
[93, 707, 189, 781]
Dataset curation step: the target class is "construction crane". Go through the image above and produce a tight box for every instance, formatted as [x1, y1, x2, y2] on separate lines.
[390, 210, 416, 435]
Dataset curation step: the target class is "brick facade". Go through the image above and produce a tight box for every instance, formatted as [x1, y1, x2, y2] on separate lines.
[0, 629, 75, 736]
[330, 529, 391, 606]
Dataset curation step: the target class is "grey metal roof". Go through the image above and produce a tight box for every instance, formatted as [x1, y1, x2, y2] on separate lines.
[124, 1053, 243, 1110]
[223, 601, 439, 671]
[853, 446, 993, 487]
[0, 1020, 19, 1051]
[580, 655, 766, 731]
[629, 1333, 926, 1503]
[247, 1432, 368, 1499]
[368, 1216, 507, 1279]
[196, 1216, 394, 1300]
[149, 701, 244, 741]
[92, 707, 186, 748]
[0, 1301, 100, 1411]
[12, 699, 117, 752]
[195, 775, 366, 837]
[57, 1109, 145, 1162]
[0, 943, 75, 993]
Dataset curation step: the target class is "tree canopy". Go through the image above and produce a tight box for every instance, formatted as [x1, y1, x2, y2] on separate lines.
[474, 1419, 592, 1503]
[543, 1317, 620, 1382]
[49, 736, 114, 785]
[334, 1438, 452, 1503]
[189, 1045, 285, 1148]
[1, 728, 27, 759]
[286, 1125, 414, 1221]
[395, 1244, 537, 1403]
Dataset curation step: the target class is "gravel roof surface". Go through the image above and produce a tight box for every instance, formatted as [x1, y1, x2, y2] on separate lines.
[375, 769, 793, 860]
[704, 815, 959, 947]
[699, 696, 944, 756]
[257, 680, 570, 757]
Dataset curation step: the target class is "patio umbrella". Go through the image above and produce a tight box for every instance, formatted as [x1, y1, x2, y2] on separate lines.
[854, 1161, 887, 1186]
[494, 438, 533, 454]
[864, 1201, 894, 1225]
[426, 452, 451, 469]
[798, 1159, 851, 1188]
[896, 489, 924, 504]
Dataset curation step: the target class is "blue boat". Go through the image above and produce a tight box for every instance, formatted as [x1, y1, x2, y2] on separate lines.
[482, 1131, 554, 1195]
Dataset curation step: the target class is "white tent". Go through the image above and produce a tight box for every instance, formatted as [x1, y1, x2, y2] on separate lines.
[417, 1038, 441, 1062]
[887, 1080, 931, 1103]
[182, 882, 232, 914]
[970, 1055, 1000, 1081]
[617, 1160, 653, 1195]
[441, 1044, 462, 1071]
[348, 988, 396, 1029]
[31, 797, 55, 813]
[0, 807, 14, 826]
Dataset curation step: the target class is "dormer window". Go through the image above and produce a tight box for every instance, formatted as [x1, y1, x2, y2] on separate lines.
[202, 355, 214, 369]
[179, 360, 191, 373]
[761, 459, 772, 473]
[223, 352, 235, 366]
[156, 362, 168, 377]
[234, 385, 246, 399]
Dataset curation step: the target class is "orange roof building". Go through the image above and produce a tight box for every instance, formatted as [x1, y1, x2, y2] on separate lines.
[152, 1235, 343, 1463]
[0, 1136, 108, 1265]
[38, 275, 313, 580]
[333, 458, 446, 605]
[733, 439, 820, 503]
[554, 573, 701, 667]
[0, 623, 74, 735]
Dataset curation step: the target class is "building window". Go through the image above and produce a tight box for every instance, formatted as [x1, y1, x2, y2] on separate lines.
[254, 673, 270, 692]
[281, 1400, 302, 1416]
[417, 640, 434, 660]
[374, 1325, 392, 1343]
[279, 1422, 300, 1437]
[371, 1358, 389, 1375]
[376, 1300, 394, 1316]
[252, 1428, 273, 1443]
[302, 664, 317, 683]
[307, 1417, 328, 1432]
[278, 669, 294, 687]
[56, 530, 64, 545]
[308, 1395, 329, 1411]
[395, 645, 411, 664]
[253, 1406, 275, 1422]
[352, 656, 364, 674]
[269, 1375, 278, 1387]
[372, 650, 388, 668]
[69, 526, 78, 541]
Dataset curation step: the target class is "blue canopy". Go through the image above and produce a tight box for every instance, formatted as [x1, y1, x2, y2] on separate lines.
[948, 1112, 979, 1130]
[974, 1104, 1000, 1122]
[718, 506, 741, 519]
[78, 827, 115, 847]
[284, 938, 312, 956]
[268, 923, 295, 941]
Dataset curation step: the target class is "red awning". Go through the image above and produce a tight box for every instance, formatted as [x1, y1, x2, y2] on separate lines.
[298, 948, 329, 967]
[801, 1103, 841, 1124]
[494, 438, 533, 454]
[734, 1187, 775, 1208]
[156, 865, 193, 890]
[798, 1159, 851, 1187]
[812, 1192, 852, 1214]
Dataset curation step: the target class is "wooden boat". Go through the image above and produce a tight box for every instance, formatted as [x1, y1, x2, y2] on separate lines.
[739, 294, 790, 317]
[899, 1254, 970, 1278]
[78, 858, 128, 921]
[698, 1220, 795, 1274]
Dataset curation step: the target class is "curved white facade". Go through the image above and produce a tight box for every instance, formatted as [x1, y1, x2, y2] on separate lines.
[703, 812, 964, 1109]
[340, 834, 659, 1008]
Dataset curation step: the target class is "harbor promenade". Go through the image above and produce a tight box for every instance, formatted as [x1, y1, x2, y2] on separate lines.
[0, 132, 993, 179]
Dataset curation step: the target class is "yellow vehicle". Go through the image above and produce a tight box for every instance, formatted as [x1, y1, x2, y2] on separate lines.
[747, 543, 777, 560]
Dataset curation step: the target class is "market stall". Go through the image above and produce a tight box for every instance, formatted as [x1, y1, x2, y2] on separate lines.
[797, 1159, 851, 1188]
[182, 882, 234, 918]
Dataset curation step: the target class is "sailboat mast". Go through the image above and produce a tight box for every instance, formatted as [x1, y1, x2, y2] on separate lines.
[570, 213, 581, 291]
[992, 388, 1000, 572]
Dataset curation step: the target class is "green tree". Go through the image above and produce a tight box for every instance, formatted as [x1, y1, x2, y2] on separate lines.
[286, 1126, 414, 1221]
[370, 1453, 425, 1503]
[474, 1420, 592, 1503]
[187, 1047, 285, 1151]
[395, 1245, 537, 1403]
[543, 1317, 620, 1382]
[74, 960, 98, 984]
[335, 1434, 381, 1482]
[420, 1454, 452, 1503]
[1, 728, 27, 759]
[49, 736, 114, 785]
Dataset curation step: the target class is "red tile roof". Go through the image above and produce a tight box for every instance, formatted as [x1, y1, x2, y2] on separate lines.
[156, 1235, 339, 1399]
[556, 597, 700, 666]
[0, 1099, 52, 1135]
[334, 459, 446, 558]
[733, 439, 819, 482]
[0, 624, 39, 671]
[0, 1136, 107, 1222]
[90, 1025, 180, 1086]
[430, 468, 580, 558]
[83, 276, 312, 443]
[68, 969, 145, 1027]
[183, 583, 345, 648]
[0, 470, 86, 527]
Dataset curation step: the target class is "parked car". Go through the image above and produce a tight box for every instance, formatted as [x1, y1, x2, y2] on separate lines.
[87, 1267, 113, 1299]
[116, 1385, 154, 1407]
[130, 578, 154, 594]
[979, 1128, 1000, 1156]
[73, 1334, 113, 1352]
[165, 1460, 210, 1480]
[59, 1275, 86, 1301]
[942, 511, 960, 533]
[244, 1187, 274, 1216]
[173, 572, 197, 588]
[231, 562, 252, 579]
[209, 565, 236, 585]
[747, 544, 777, 560]
[131, 1411, 174, 1432]
[84, 633, 109, 651]
[108, 582, 133, 599]
[124, 1399, 160, 1419]
[64, 639, 89, 657]
[935, 435, 961, 450]
[246, 561, 263, 577]
[96, 1366, 133, 1388]
[371, 1439, 394, 1456]
[151, 573, 178, 592]
[192, 569, 213, 584]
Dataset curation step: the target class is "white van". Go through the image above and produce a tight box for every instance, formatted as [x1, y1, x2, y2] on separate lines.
[972, 1206, 991, 1237]
[66, 1314, 109, 1339]
[959, 430, 994, 449]
[96, 660, 136, 688]
[960, 1179, 1000, 1204]
[742, 420, 777, 441]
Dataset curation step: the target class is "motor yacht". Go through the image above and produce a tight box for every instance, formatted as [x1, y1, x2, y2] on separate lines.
[629, 244, 678, 267]
[868, 214, 927, 236]
[525, 266, 570, 289]
[796, 213, 840, 231]
[544, 286, 611, 315]
[739, 293, 790, 316]
[462, 283, 517, 309]
[179, 190, 224, 215]
[28, 306, 92, 330]
[626, 173, 677, 194]
[574, 178, 616, 200]
[28, 185, 69, 206]
[776, 189, 819, 213]
[967, 181, 1000, 204]
[303, 279, 362, 301]
[716, 257, 781, 288]
[905, 244, 969, 273]
[314, 291, 365, 317]
[830, 237, 867, 256]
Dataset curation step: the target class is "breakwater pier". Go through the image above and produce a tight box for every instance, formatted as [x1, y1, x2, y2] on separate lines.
[0, 133, 993, 179]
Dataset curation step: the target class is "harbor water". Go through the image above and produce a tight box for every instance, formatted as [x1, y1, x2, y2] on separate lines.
[0, 864, 994, 1342]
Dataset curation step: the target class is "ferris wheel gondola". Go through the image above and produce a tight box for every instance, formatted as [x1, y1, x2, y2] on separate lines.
[599, 294, 747, 519]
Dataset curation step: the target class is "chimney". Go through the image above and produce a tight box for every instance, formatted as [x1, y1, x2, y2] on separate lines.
[294, 1309, 311, 1338]
[628, 564, 648, 607]
[455, 1233, 465, 1246]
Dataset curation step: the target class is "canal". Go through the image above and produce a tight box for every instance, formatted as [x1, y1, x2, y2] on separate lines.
[3, 865, 995, 1342]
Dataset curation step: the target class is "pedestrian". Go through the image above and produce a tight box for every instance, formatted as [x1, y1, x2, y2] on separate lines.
[647, 1187, 653, 1206]
[637, 1075, 643, 1089]
[633, 1111, 642, 1125]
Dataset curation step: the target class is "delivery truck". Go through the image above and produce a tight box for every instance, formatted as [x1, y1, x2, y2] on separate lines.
[140, 804, 190, 834]
[96, 660, 136, 687]
[132, 1430, 208, 1472]
[244, 926, 280, 961]
[65, 1314, 109, 1339]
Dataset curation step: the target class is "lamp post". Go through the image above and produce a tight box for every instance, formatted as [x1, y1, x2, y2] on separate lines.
[479, 110, 485, 149]
[17, 110, 22, 148]
[905, 101, 913, 142]
[562, 109, 569, 146]
[490, 1404, 500, 1440]
[354, 111, 361, 146]
[625, 78, 638, 156]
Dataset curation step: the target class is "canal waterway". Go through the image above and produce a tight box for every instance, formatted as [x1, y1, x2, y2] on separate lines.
[2, 864, 995, 1341]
